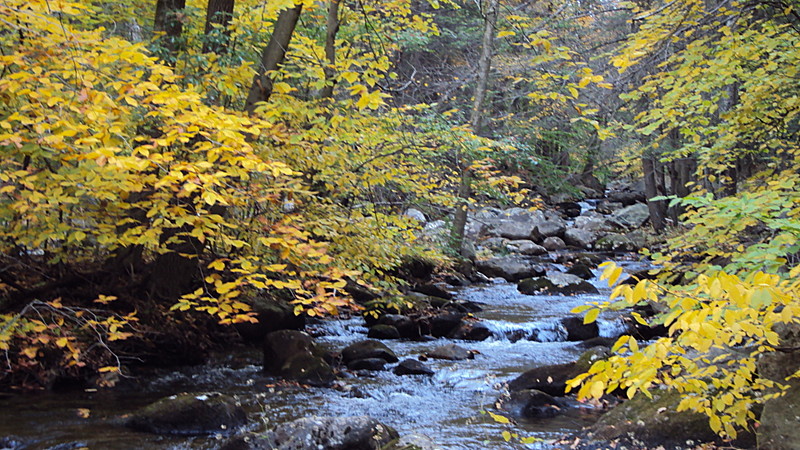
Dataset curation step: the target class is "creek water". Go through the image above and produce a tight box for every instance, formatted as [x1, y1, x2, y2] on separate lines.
[0, 262, 645, 450]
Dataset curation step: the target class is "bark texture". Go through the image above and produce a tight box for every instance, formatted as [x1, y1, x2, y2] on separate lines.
[244, 3, 303, 114]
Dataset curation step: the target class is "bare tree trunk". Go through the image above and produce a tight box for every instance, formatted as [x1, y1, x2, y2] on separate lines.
[470, 0, 498, 134]
[319, 0, 341, 99]
[244, 3, 303, 114]
[450, 0, 498, 256]
[154, 0, 186, 58]
[643, 155, 667, 232]
[202, 0, 235, 54]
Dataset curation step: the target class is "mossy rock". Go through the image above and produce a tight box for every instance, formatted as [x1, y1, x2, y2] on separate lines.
[126, 393, 247, 436]
[594, 234, 639, 252]
[572, 389, 755, 449]
[280, 352, 335, 387]
[341, 340, 398, 364]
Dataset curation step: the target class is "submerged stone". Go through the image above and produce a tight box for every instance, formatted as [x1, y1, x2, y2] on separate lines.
[125, 393, 247, 436]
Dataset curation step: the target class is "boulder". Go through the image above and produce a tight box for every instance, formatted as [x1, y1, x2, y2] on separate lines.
[506, 240, 547, 256]
[567, 389, 755, 449]
[561, 316, 599, 341]
[404, 208, 426, 223]
[759, 384, 800, 450]
[261, 330, 317, 365]
[517, 241, 547, 256]
[549, 192, 579, 204]
[508, 362, 585, 396]
[606, 179, 646, 205]
[757, 323, 800, 449]
[492, 222, 536, 241]
[411, 283, 453, 300]
[367, 324, 400, 340]
[394, 359, 435, 376]
[430, 311, 465, 337]
[479, 237, 508, 252]
[420, 220, 448, 245]
[531, 219, 567, 242]
[542, 236, 566, 251]
[481, 208, 550, 240]
[263, 330, 335, 387]
[126, 393, 247, 436]
[566, 263, 595, 280]
[347, 358, 387, 371]
[563, 228, 599, 249]
[517, 273, 599, 296]
[378, 314, 420, 339]
[573, 215, 614, 233]
[594, 233, 639, 252]
[555, 252, 605, 266]
[595, 200, 624, 215]
[341, 340, 399, 364]
[609, 203, 650, 229]
[555, 202, 582, 218]
[464, 218, 488, 239]
[344, 280, 381, 304]
[235, 296, 305, 342]
[475, 256, 545, 282]
[279, 353, 336, 386]
[505, 389, 563, 419]
[449, 322, 492, 341]
[263, 416, 399, 450]
[427, 343, 472, 361]
[625, 229, 648, 249]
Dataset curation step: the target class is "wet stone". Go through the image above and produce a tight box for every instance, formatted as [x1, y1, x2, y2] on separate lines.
[367, 324, 400, 340]
[347, 358, 387, 371]
[427, 344, 472, 361]
[394, 359, 435, 376]
[341, 340, 399, 364]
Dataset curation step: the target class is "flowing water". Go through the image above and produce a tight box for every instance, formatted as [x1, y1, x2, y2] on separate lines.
[0, 262, 646, 450]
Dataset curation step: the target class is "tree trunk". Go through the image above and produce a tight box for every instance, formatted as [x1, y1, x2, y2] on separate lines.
[450, 0, 498, 256]
[244, 3, 303, 114]
[319, 0, 341, 100]
[202, 0, 235, 54]
[470, 0, 498, 133]
[154, 0, 186, 58]
[643, 155, 667, 232]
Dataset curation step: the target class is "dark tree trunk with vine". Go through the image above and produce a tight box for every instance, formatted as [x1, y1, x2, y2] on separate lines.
[202, 0, 235, 54]
[154, 0, 186, 58]
[244, 3, 303, 114]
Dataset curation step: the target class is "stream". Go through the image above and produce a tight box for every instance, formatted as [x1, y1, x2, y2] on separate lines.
[0, 262, 645, 450]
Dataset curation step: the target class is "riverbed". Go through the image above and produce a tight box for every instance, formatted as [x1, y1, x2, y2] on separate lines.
[0, 265, 641, 449]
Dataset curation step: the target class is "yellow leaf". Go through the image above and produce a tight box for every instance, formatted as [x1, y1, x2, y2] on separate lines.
[608, 266, 623, 286]
[589, 380, 605, 398]
[488, 411, 510, 424]
[584, 308, 600, 324]
[273, 82, 294, 94]
[208, 259, 225, 271]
